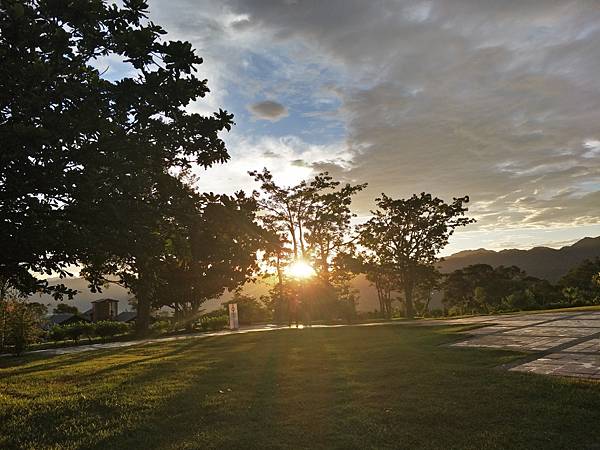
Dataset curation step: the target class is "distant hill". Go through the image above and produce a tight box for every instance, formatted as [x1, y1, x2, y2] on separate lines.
[32, 276, 282, 315]
[438, 236, 600, 281]
[30, 277, 132, 313]
[34, 273, 382, 314]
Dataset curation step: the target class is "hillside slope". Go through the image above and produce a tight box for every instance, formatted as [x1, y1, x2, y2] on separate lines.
[439, 236, 600, 281]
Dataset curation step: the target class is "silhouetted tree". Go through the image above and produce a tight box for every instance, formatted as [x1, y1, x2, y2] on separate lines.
[443, 264, 497, 314]
[412, 264, 442, 316]
[53, 303, 79, 315]
[0, 287, 46, 355]
[361, 193, 474, 318]
[1, 0, 233, 333]
[250, 169, 366, 321]
[250, 169, 365, 271]
[559, 257, 600, 304]
[150, 192, 272, 329]
[346, 249, 398, 319]
[442, 264, 561, 314]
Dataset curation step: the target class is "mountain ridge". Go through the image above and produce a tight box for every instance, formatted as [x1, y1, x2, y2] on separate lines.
[439, 236, 600, 281]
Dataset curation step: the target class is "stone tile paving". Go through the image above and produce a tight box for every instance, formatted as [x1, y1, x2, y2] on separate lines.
[511, 352, 600, 379]
[561, 337, 600, 353]
[453, 334, 578, 351]
[506, 326, 600, 337]
[544, 319, 600, 328]
[450, 311, 600, 380]
[462, 325, 517, 335]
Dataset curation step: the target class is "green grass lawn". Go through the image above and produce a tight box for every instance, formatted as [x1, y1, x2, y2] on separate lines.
[1, 325, 600, 449]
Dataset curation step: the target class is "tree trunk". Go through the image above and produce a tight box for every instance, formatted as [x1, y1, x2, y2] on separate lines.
[0, 304, 5, 353]
[378, 295, 385, 318]
[275, 251, 285, 324]
[135, 267, 153, 336]
[136, 294, 151, 336]
[384, 292, 392, 319]
[288, 224, 298, 258]
[298, 222, 306, 257]
[423, 291, 432, 316]
[404, 282, 415, 318]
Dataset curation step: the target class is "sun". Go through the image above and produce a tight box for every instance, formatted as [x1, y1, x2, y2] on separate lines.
[285, 259, 316, 279]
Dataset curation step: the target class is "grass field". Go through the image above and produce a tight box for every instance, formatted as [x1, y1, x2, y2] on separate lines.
[1, 324, 600, 449]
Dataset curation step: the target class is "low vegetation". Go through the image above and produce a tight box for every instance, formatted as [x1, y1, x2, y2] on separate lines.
[49, 321, 130, 344]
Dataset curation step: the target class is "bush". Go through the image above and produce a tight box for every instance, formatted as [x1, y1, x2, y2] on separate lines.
[48, 322, 96, 344]
[49, 325, 66, 342]
[199, 315, 228, 331]
[150, 320, 171, 335]
[80, 322, 96, 343]
[447, 306, 464, 317]
[338, 298, 357, 324]
[94, 321, 130, 342]
[3, 299, 45, 355]
[427, 308, 444, 318]
[63, 323, 86, 343]
[225, 294, 270, 325]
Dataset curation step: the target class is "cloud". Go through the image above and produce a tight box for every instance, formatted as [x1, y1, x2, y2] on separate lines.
[192, 133, 355, 195]
[150, 0, 600, 238]
[248, 100, 289, 121]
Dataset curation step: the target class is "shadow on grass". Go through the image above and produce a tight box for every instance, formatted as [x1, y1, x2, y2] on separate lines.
[1, 337, 248, 449]
[3, 326, 600, 450]
[0, 347, 135, 375]
[83, 334, 287, 450]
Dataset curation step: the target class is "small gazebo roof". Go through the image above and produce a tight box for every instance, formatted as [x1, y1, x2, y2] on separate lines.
[91, 298, 119, 304]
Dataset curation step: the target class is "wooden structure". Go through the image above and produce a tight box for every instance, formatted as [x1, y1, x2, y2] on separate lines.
[91, 298, 119, 322]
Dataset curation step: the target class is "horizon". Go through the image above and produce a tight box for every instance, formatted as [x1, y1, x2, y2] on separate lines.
[40, 235, 600, 282]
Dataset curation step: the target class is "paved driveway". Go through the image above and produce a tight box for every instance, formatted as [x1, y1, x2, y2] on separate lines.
[450, 311, 600, 379]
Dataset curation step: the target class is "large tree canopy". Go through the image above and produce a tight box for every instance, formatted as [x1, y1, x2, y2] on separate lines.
[150, 192, 273, 328]
[360, 193, 474, 318]
[249, 169, 365, 322]
[0, 0, 233, 331]
[249, 168, 366, 277]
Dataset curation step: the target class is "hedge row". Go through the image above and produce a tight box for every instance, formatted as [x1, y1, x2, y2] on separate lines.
[49, 321, 131, 343]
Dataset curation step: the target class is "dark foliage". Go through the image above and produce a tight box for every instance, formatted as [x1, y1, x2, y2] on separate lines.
[1, 0, 233, 334]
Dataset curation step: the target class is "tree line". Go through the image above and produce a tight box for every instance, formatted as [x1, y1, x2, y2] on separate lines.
[442, 258, 600, 316]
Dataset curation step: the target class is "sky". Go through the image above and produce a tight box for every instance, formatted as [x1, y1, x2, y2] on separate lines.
[136, 0, 600, 254]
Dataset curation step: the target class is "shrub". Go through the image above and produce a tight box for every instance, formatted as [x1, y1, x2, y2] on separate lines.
[4, 299, 45, 355]
[95, 321, 130, 342]
[49, 325, 66, 342]
[80, 322, 96, 343]
[428, 308, 444, 318]
[199, 315, 228, 331]
[150, 320, 171, 335]
[63, 323, 86, 343]
[447, 306, 463, 317]
[338, 298, 358, 324]
[225, 294, 270, 325]
[49, 322, 97, 344]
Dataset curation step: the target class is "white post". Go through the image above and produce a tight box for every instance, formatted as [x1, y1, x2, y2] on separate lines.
[228, 303, 239, 330]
